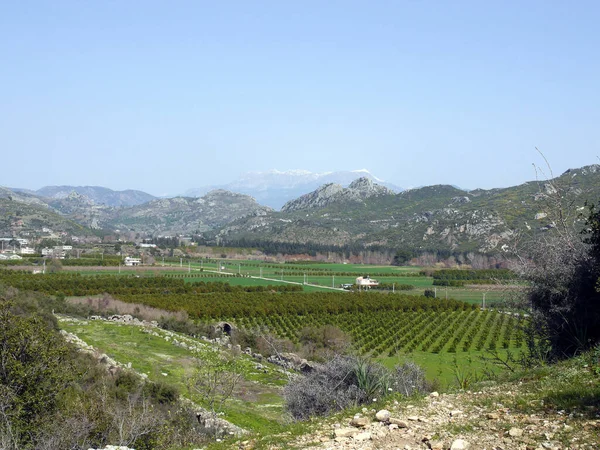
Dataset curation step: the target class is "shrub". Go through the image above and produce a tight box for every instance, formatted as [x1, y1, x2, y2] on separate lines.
[284, 356, 430, 420]
[284, 356, 365, 420]
[514, 202, 600, 359]
[392, 361, 431, 396]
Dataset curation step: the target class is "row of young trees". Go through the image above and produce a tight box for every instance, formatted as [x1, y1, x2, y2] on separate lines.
[115, 292, 474, 319]
[0, 270, 300, 296]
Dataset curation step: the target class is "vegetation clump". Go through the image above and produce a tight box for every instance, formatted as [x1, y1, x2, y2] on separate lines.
[518, 201, 600, 359]
[0, 286, 208, 449]
[284, 356, 430, 420]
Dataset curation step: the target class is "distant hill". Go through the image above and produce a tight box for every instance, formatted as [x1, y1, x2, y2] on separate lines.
[104, 190, 272, 235]
[1, 187, 271, 237]
[0, 197, 96, 237]
[214, 165, 600, 254]
[281, 177, 396, 212]
[184, 169, 402, 209]
[34, 185, 156, 207]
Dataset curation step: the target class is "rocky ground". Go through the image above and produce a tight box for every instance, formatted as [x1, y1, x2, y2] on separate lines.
[255, 382, 599, 450]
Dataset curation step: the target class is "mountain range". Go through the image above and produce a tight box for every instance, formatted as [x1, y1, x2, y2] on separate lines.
[11, 186, 157, 207]
[1, 164, 598, 255]
[214, 165, 600, 254]
[183, 169, 402, 209]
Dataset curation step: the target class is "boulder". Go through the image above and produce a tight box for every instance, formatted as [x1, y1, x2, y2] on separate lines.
[509, 427, 524, 437]
[350, 417, 370, 428]
[375, 409, 391, 422]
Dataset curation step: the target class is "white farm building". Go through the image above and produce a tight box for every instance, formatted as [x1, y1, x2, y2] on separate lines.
[355, 276, 379, 287]
[124, 257, 142, 266]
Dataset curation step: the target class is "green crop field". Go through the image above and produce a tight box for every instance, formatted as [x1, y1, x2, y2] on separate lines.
[39, 259, 520, 305]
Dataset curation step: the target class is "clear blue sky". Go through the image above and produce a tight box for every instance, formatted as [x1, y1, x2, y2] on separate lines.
[1, 1, 598, 195]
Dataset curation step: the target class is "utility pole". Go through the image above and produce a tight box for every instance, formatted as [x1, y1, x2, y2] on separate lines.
[303, 273, 306, 285]
[238, 263, 241, 275]
[162, 256, 164, 266]
[332, 275, 335, 288]
[483, 293, 486, 310]
[434, 287, 437, 298]
[393, 283, 395, 294]
[180, 257, 182, 268]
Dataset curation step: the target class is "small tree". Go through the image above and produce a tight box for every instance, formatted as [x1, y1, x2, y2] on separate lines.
[516, 200, 600, 358]
[187, 349, 242, 436]
[0, 301, 73, 447]
[47, 258, 63, 273]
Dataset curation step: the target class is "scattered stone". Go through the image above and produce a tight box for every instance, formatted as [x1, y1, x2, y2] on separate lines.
[430, 391, 440, 397]
[429, 440, 446, 450]
[450, 409, 463, 417]
[487, 413, 500, 420]
[353, 431, 372, 442]
[389, 418, 409, 428]
[334, 428, 359, 438]
[375, 409, 391, 422]
[450, 439, 470, 450]
[508, 427, 524, 437]
[350, 417, 370, 428]
[407, 416, 420, 421]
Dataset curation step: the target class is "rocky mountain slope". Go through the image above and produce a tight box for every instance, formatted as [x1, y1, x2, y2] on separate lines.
[215, 165, 600, 254]
[0, 187, 271, 237]
[282, 178, 396, 212]
[105, 190, 272, 235]
[34, 185, 156, 207]
[0, 197, 96, 237]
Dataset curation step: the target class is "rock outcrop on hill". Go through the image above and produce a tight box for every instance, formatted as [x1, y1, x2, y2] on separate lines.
[106, 190, 272, 235]
[282, 177, 395, 212]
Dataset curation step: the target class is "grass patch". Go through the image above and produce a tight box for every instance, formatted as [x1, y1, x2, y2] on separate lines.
[59, 319, 290, 434]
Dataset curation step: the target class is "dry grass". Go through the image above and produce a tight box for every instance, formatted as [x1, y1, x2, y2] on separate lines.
[68, 294, 189, 322]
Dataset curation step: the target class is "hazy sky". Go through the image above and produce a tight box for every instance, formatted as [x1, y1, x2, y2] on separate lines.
[1, 1, 598, 195]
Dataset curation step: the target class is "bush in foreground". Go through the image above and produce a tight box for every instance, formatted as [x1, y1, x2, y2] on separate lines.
[284, 356, 430, 420]
[516, 201, 600, 359]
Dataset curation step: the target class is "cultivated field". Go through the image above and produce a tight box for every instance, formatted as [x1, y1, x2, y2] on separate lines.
[1, 262, 524, 387]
